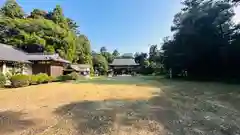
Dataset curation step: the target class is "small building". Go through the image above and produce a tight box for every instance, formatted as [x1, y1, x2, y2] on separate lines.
[27, 53, 70, 77]
[0, 43, 69, 77]
[64, 64, 91, 77]
[109, 58, 139, 75]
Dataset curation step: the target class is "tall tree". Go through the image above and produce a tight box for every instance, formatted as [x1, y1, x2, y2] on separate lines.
[92, 54, 108, 75]
[0, 0, 24, 18]
[112, 49, 120, 57]
[149, 45, 158, 63]
[28, 9, 47, 19]
[162, 0, 235, 78]
[100, 46, 107, 54]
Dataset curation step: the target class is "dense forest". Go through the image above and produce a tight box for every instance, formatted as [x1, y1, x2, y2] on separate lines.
[2, 0, 240, 80]
[160, 0, 240, 80]
[0, 0, 120, 74]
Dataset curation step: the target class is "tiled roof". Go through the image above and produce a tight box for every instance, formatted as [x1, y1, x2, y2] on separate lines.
[0, 43, 70, 63]
[27, 53, 70, 63]
[69, 64, 91, 72]
[109, 58, 138, 66]
[0, 43, 30, 63]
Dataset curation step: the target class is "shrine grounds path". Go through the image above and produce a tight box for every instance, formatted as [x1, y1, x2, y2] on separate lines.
[0, 76, 240, 135]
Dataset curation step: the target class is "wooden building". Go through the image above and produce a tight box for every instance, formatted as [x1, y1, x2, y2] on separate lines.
[109, 58, 139, 75]
[64, 64, 91, 77]
[0, 43, 69, 77]
[27, 53, 70, 77]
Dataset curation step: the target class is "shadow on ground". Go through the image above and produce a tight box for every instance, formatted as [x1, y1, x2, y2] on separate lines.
[0, 111, 35, 134]
[55, 78, 240, 135]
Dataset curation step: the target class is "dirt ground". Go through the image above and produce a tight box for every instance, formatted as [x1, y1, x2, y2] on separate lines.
[0, 76, 240, 135]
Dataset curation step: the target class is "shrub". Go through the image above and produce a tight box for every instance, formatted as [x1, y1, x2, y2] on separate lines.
[69, 72, 80, 80]
[56, 74, 72, 82]
[36, 73, 50, 84]
[10, 74, 30, 88]
[48, 76, 55, 82]
[0, 73, 6, 88]
[29, 75, 38, 85]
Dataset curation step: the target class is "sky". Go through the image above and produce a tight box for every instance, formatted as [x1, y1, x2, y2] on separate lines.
[1, 0, 239, 54]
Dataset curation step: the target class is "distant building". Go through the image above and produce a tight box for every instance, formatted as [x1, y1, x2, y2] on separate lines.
[109, 58, 139, 75]
[64, 64, 91, 77]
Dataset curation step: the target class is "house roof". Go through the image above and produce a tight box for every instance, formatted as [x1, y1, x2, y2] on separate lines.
[27, 53, 70, 63]
[0, 43, 30, 63]
[109, 58, 138, 66]
[68, 64, 91, 72]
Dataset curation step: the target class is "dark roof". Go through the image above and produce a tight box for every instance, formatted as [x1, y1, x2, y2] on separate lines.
[27, 53, 70, 63]
[0, 43, 30, 63]
[109, 58, 138, 66]
[67, 64, 91, 72]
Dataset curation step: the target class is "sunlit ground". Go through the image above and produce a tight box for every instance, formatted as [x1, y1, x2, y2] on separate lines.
[0, 76, 239, 135]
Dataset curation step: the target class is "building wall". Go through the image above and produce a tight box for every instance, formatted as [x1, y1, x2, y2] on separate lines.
[32, 61, 64, 77]
[50, 64, 64, 77]
[0, 62, 32, 75]
[23, 64, 32, 75]
[32, 63, 51, 76]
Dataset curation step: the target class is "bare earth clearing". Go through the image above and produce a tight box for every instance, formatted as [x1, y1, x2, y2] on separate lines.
[0, 76, 240, 135]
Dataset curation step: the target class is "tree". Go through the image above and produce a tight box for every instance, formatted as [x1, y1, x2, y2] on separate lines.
[0, 0, 24, 18]
[162, 0, 236, 78]
[134, 52, 148, 66]
[112, 49, 120, 57]
[75, 35, 92, 65]
[0, 0, 83, 63]
[149, 45, 158, 63]
[28, 9, 47, 19]
[100, 46, 107, 54]
[92, 54, 108, 75]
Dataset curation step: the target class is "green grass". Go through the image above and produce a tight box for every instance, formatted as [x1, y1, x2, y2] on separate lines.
[74, 76, 161, 86]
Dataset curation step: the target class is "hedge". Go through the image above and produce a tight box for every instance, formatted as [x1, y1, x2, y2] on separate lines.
[9, 72, 80, 88]
[0, 73, 6, 88]
[10, 74, 30, 88]
[30, 73, 55, 85]
[56, 72, 81, 82]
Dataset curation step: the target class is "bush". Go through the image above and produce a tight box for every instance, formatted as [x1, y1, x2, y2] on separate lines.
[29, 75, 38, 85]
[69, 72, 80, 80]
[0, 73, 6, 88]
[48, 76, 55, 82]
[36, 73, 50, 84]
[10, 74, 30, 88]
[56, 74, 72, 82]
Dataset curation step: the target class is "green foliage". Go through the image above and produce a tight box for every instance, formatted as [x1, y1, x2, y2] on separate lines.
[29, 75, 38, 85]
[112, 49, 120, 57]
[36, 73, 50, 84]
[56, 74, 72, 82]
[75, 35, 93, 67]
[10, 74, 30, 88]
[100, 46, 107, 54]
[28, 9, 47, 19]
[0, 0, 93, 67]
[0, 0, 24, 18]
[92, 54, 108, 75]
[161, 0, 240, 79]
[0, 73, 6, 88]
[69, 72, 80, 80]
[30, 74, 54, 85]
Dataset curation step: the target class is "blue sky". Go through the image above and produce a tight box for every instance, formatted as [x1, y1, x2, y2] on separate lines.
[0, 0, 182, 54]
